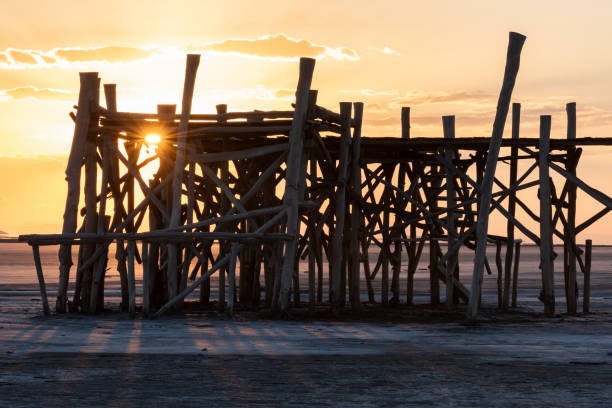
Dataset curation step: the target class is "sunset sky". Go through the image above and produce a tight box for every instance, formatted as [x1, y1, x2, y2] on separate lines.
[1, 0, 612, 241]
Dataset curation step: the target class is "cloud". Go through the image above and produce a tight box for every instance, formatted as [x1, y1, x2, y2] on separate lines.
[393, 90, 494, 106]
[7, 49, 38, 64]
[2, 86, 76, 101]
[0, 35, 359, 69]
[53, 46, 156, 63]
[368, 45, 400, 55]
[195, 34, 359, 61]
[340, 89, 398, 97]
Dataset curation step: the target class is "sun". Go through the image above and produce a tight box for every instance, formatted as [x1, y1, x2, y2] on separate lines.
[145, 133, 161, 144]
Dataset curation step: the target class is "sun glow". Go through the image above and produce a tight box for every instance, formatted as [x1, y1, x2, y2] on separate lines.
[145, 133, 161, 144]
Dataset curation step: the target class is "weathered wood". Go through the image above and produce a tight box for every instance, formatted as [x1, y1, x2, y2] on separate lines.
[127, 239, 136, 317]
[142, 241, 150, 315]
[511, 240, 521, 307]
[468, 32, 526, 320]
[565, 102, 577, 313]
[401, 107, 410, 139]
[443, 115, 456, 309]
[330, 102, 352, 310]
[32, 244, 50, 316]
[349, 102, 364, 312]
[227, 243, 239, 315]
[539, 115, 555, 316]
[57, 72, 99, 313]
[584, 239, 592, 313]
[168, 54, 200, 304]
[279, 57, 316, 313]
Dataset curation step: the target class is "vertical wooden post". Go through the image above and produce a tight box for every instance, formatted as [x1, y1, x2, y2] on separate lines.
[401, 107, 410, 139]
[217, 103, 228, 312]
[307, 90, 318, 313]
[227, 243, 239, 315]
[382, 184, 390, 307]
[350, 102, 364, 312]
[583, 239, 591, 313]
[443, 115, 456, 309]
[539, 115, 555, 316]
[32, 244, 50, 316]
[429, 166, 440, 306]
[503, 103, 520, 309]
[279, 57, 316, 313]
[403, 107, 416, 305]
[566, 102, 577, 313]
[89, 131, 110, 313]
[495, 240, 503, 308]
[511, 240, 521, 307]
[153, 104, 177, 308]
[168, 54, 200, 303]
[331, 102, 352, 311]
[127, 239, 136, 317]
[142, 241, 150, 315]
[57, 72, 99, 313]
[467, 32, 526, 320]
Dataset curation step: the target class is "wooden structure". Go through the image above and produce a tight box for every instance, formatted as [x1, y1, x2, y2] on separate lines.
[19, 32, 612, 319]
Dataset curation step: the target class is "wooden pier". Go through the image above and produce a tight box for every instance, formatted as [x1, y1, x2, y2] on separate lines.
[19, 32, 610, 319]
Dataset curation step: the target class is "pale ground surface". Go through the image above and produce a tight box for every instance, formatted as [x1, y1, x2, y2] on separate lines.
[1, 243, 612, 407]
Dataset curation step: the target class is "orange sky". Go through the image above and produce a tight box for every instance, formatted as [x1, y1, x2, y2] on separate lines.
[1, 0, 612, 242]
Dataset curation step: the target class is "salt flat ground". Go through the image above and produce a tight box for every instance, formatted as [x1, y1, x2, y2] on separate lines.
[1, 243, 612, 407]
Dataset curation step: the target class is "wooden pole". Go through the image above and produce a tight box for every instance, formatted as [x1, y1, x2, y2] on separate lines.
[349, 102, 364, 312]
[503, 103, 520, 309]
[167, 54, 200, 304]
[227, 243, 239, 315]
[330, 102, 352, 311]
[307, 90, 318, 313]
[566, 102, 577, 313]
[539, 115, 555, 316]
[32, 244, 50, 316]
[142, 241, 150, 315]
[403, 107, 416, 305]
[443, 115, 456, 309]
[511, 240, 521, 307]
[217, 103, 228, 312]
[401, 107, 410, 139]
[583, 239, 591, 313]
[467, 32, 526, 320]
[127, 239, 136, 317]
[279, 57, 316, 314]
[57, 72, 99, 313]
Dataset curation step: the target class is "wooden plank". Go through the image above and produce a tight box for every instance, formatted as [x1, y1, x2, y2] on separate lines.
[539, 115, 555, 316]
[190, 143, 288, 163]
[468, 32, 526, 320]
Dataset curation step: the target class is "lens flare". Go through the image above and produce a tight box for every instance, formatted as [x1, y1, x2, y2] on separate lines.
[145, 133, 161, 144]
